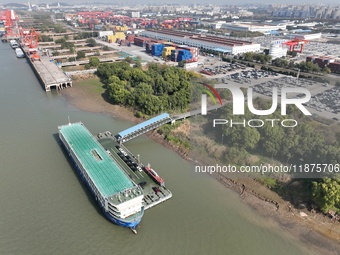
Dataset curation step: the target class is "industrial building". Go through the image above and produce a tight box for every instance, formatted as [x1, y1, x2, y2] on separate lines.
[306, 56, 340, 73]
[220, 22, 287, 33]
[269, 40, 288, 59]
[286, 33, 322, 41]
[140, 29, 260, 55]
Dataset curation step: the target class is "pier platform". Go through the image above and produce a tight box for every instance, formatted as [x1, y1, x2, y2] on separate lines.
[27, 53, 72, 91]
[97, 131, 172, 210]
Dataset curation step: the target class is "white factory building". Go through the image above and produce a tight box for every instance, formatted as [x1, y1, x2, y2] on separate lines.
[267, 40, 288, 59]
[140, 30, 261, 55]
[220, 22, 287, 33]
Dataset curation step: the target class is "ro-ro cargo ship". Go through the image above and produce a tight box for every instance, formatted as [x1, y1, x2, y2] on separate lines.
[58, 122, 144, 229]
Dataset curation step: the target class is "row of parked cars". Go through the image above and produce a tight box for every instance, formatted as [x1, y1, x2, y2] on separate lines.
[307, 87, 340, 114]
[200, 63, 247, 76]
[115, 145, 142, 172]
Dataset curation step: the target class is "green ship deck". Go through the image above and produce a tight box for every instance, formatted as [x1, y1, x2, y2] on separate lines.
[59, 122, 134, 197]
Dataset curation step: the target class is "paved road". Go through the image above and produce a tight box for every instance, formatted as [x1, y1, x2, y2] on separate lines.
[94, 38, 167, 64]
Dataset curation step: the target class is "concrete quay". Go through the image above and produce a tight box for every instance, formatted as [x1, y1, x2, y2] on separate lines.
[28, 54, 72, 91]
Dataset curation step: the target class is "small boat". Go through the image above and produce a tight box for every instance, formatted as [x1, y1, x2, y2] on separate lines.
[15, 48, 25, 58]
[10, 40, 19, 49]
[144, 165, 165, 186]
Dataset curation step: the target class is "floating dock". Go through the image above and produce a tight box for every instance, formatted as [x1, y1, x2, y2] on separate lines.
[97, 131, 172, 210]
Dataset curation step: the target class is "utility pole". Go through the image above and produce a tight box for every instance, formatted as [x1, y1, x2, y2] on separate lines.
[296, 68, 300, 85]
[218, 53, 221, 72]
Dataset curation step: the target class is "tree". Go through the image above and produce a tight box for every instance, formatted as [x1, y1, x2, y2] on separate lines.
[86, 38, 97, 47]
[134, 60, 142, 68]
[89, 57, 100, 67]
[287, 51, 297, 57]
[259, 124, 285, 158]
[312, 178, 340, 213]
[98, 62, 194, 115]
[76, 51, 86, 60]
[125, 56, 133, 63]
[107, 76, 130, 104]
[323, 67, 331, 74]
[178, 60, 185, 68]
[40, 35, 53, 42]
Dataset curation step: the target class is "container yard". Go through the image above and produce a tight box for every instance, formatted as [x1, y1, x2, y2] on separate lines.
[140, 29, 261, 55]
[129, 35, 199, 62]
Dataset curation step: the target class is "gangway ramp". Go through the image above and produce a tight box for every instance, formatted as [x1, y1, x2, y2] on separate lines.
[116, 113, 172, 143]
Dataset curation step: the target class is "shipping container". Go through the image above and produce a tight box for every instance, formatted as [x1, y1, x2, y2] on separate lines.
[151, 43, 165, 56]
[126, 35, 135, 42]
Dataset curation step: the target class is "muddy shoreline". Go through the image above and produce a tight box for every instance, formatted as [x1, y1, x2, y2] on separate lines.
[61, 81, 339, 255]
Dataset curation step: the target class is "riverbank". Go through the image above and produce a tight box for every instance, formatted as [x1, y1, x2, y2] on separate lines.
[61, 77, 340, 255]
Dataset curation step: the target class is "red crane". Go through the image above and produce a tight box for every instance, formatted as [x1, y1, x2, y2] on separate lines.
[4, 9, 19, 39]
[283, 37, 309, 53]
[22, 27, 40, 61]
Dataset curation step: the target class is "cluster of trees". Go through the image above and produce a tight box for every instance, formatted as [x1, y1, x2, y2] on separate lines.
[230, 31, 264, 38]
[39, 35, 53, 42]
[76, 51, 85, 60]
[86, 38, 97, 47]
[96, 62, 196, 115]
[52, 24, 67, 33]
[73, 32, 98, 40]
[242, 52, 272, 64]
[205, 97, 340, 213]
[55, 38, 75, 52]
[237, 52, 331, 74]
[85, 57, 100, 69]
[312, 178, 340, 214]
[271, 58, 331, 74]
[271, 58, 323, 73]
[212, 102, 340, 165]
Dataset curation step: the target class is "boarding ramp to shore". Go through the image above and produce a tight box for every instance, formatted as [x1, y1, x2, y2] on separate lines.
[116, 113, 172, 143]
[115, 102, 227, 143]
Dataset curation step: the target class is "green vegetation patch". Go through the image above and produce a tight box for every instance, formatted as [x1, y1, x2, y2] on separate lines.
[73, 76, 105, 94]
[96, 61, 199, 116]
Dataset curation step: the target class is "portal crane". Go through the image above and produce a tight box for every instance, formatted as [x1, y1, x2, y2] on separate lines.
[282, 37, 309, 53]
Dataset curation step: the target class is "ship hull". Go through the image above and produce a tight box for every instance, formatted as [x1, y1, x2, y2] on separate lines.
[59, 138, 142, 229]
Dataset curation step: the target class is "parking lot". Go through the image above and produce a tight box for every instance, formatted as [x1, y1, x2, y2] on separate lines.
[199, 62, 248, 76]
[307, 87, 340, 115]
[302, 41, 340, 58]
[214, 68, 280, 85]
[214, 71, 340, 122]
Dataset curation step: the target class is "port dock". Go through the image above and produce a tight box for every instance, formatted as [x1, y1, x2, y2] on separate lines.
[26, 51, 72, 91]
[97, 131, 172, 210]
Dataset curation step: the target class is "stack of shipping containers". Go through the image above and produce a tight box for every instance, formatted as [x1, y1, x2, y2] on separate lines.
[134, 37, 152, 47]
[177, 50, 193, 62]
[151, 44, 165, 56]
[171, 50, 178, 62]
[177, 45, 199, 62]
[162, 46, 176, 59]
